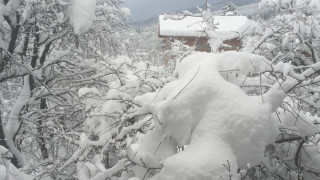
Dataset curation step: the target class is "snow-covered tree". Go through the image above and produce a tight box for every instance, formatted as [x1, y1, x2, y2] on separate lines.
[221, 2, 239, 16]
[233, 0, 320, 178]
[111, 1, 320, 179]
[112, 47, 320, 179]
[1, 0, 320, 179]
[124, 24, 166, 66]
[0, 0, 130, 178]
[242, 0, 320, 66]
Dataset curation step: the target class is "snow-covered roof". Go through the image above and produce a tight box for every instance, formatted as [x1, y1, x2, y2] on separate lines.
[159, 15, 248, 39]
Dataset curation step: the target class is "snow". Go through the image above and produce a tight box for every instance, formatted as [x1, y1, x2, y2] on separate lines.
[4, 0, 21, 14]
[309, 0, 320, 11]
[159, 15, 248, 39]
[0, 145, 33, 180]
[152, 136, 239, 180]
[0, 146, 12, 160]
[264, 65, 320, 112]
[78, 87, 102, 98]
[4, 75, 30, 167]
[79, 133, 89, 149]
[274, 141, 320, 179]
[101, 100, 126, 114]
[133, 92, 158, 106]
[260, 0, 291, 8]
[121, 7, 131, 19]
[238, 20, 264, 36]
[130, 52, 278, 179]
[117, 116, 152, 140]
[261, 0, 320, 12]
[90, 159, 130, 180]
[56, 12, 65, 23]
[274, 100, 320, 137]
[128, 178, 140, 180]
[247, 28, 276, 53]
[0, 163, 33, 180]
[0, 1, 3, 23]
[21, 1, 31, 23]
[295, 0, 320, 11]
[1, 0, 21, 25]
[106, 89, 131, 100]
[69, 0, 97, 34]
[226, 11, 235, 16]
[108, 55, 133, 66]
[141, 152, 162, 168]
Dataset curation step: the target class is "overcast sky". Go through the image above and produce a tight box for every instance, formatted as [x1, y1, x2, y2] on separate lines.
[122, 0, 220, 22]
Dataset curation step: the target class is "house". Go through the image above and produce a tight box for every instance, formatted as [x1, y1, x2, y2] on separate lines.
[158, 15, 248, 65]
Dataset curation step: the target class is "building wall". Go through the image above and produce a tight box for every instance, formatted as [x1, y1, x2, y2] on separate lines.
[163, 36, 241, 52]
[219, 38, 241, 51]
[168, 36, 211, 52]
[161, 35, 241, 66]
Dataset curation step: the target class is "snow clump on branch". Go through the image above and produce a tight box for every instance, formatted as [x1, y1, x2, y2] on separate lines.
[128, 52, 280, 179]
[69, 0, 97, 34]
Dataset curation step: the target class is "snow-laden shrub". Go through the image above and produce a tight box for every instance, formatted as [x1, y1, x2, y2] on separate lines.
[72, 56, 169, 180]
[237, 2, 320, 178]
[113, 51, 320, 180]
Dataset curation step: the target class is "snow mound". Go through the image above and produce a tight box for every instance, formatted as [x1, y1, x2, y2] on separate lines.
[132, 52, 278, 179]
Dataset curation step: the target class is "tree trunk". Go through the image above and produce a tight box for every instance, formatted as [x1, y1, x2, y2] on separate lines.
[37, 98, 49, 159]
[0, 110, 19, 167]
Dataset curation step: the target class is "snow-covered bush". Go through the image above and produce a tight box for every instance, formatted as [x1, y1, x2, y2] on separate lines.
[0, 0, 130, 178]
[0, 145, 33, 180]
[234, 1, 320, 177]
[124, 25, 166, 66]
[74, 56, 169, 179]
[109, 45, 320, 179]
[165, 39, 195, 72]
[242, 0, 320, 66]
[123, 52, 277, 179]
[1, 0, 320, 179]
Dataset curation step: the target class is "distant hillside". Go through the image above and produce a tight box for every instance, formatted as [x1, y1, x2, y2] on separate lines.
[208, 0, 260, 11]
[129, 17, 158, 29]
[214, 3, 261, 18]
[129, 0, 260, 28]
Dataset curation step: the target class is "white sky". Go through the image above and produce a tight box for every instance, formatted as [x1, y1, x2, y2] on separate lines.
[121, 0, 220, 22]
